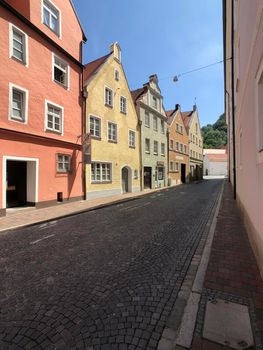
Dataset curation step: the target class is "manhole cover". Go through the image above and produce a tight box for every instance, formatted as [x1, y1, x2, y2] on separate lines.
[203, 299, 254, 349]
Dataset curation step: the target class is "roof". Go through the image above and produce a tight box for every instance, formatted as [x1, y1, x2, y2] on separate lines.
[181, 111, 193, 129]
[84, 53, 112, 82]
[165, 109, 176, 125]
[131, 88, 145, 102]
[206, 154, 228, 162]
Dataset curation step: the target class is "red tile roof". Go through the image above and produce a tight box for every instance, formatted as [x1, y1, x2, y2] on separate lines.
[84, 53, 112, 82]
[206, 154, 228, 162]
[130, 88, 145, 102]
[181, 111, 193, 129]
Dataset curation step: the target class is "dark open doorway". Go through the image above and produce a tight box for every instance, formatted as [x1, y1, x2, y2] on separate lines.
[144, 167, 152, 189]
[181, 163, 186, 184]
[6, 160, 27, 208]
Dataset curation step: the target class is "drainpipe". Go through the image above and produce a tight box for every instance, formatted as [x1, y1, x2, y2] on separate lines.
[81, 40, 87, 200]
[231, 0, 237, 199]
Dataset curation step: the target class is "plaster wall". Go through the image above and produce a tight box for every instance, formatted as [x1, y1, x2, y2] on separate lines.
[85, 54, 140, 197]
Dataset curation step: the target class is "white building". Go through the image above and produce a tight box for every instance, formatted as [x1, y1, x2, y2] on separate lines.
[203, 149, 227, 176]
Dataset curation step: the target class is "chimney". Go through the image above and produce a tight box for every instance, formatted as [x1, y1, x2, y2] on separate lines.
[175, 104, 181, 111]
[193, 103, 197, 112]
[110, 42, 121, 62]
[149, 74, 158, 83]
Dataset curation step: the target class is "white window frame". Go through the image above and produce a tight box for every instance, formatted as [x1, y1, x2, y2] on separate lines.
[153, 115, 158, 131]
[42, 0, 62, 38]
[161, 143, 165, 156]
[128, 129, 136, 148]
[9, 23, 29, 67]
[57, 154, 71, 173]
[45, 99, 64, 135]
[154, 140, 158, 155]
[105, 86, 113, 107]
[9, 83, 29, 124]
[145, 110, 150, 127]
[52, 53, 70, 89]
[89, 114, 101, 138]
[176, 142, 179, 151]
[107, 121, 117, 142]
[120, 96, 127, 114]
[152, 95, 158, 109]
[91, 162, 112, 183]
[145, 138, 150, 153]
[175, 162, 179, 172]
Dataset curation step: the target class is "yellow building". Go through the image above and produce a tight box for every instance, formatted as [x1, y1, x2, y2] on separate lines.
[83, 43, 141, 199]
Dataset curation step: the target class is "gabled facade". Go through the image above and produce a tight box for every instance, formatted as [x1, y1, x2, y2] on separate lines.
[84, 43, 140, 199]
[166, 104, 190, 185]
[0, 0, 86, 216]
[223, 0, 263, 274]
[182, 106, 203, 180]
[132, 75, 167, 189]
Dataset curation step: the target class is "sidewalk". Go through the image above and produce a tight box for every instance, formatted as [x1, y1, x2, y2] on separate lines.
[0, 185, 173, 234]
[191, 181, 263, 349]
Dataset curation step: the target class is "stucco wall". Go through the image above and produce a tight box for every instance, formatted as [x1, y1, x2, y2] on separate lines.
[85, 53, 141, 197]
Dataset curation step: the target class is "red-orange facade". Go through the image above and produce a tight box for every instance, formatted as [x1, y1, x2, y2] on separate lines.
[0, 0, 86, 216]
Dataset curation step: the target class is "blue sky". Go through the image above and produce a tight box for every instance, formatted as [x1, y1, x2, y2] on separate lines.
[72, 0, 224, 127]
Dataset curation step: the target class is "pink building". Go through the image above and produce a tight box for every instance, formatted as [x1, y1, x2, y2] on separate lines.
[224, 0, 263, 274]
[0, 0, 86, 216]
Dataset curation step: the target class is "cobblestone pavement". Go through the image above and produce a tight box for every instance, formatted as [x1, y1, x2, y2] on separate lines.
[0, 180, 222, 350]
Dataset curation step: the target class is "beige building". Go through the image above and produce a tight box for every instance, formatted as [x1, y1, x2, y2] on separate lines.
[83, 43, 140, 199]
[182, 106, 203, 180]
[224, 0, 263, 274]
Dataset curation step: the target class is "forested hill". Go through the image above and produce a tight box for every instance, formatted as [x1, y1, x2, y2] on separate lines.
[201, 114, 227, 149]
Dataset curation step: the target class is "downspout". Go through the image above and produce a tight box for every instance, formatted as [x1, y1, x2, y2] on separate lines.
[81, 40, 87, 200]
[231, 0, 237, 199]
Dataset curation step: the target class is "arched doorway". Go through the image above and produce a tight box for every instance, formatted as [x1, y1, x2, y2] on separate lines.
[121, 166, 132, 193]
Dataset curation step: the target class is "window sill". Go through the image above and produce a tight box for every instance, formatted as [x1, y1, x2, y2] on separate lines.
[129, 145, 136, 149]
[54, 79, 68, 90]
[45, 128, 62, 135]
[10, 116, 26, 123]
[91, 135, 101, 140]
[91, 181, 112, 184]
[154, 153, 158, 155]
[105, 103, 113, 109]
[108, 139, 117, 144]
[145, 125, 150, 128]
[120, 111, 127, 115]
[11, 56, 27, 66]
[43, 22, 60, 38]
[145, 151, 150, 154]
[161, 154, 165, 157]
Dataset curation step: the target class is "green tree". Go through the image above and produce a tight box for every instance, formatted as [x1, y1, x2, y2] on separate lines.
[202, 114, 227, 149]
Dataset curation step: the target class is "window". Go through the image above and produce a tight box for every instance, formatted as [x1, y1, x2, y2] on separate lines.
[129, 130, 135, 148]
[169, 161, 174, 171]
[10, 24, 28, 65]
[176, 123, 179, 132]
[91, 162, 111, 183]
[57, 154, 70, 173]
[154, 141, 158, 154]
[193, 135, 195, 144]
[152, 95, 158, 109]
[134, 169, 138, 179]
[161, 143, 165, 156]
[161, 120, 165, 134]
[120, 96, 127, 114]
[196, 123, 198, 134]
[108, 122, 117, 142]
[175, 162, 179, 171]
[158, 167, 164, 180]
[53, 54, 69, 88]
[9, 84, 28, 123]
[170, 139, 174, 150]
[176, 142, 179, 151]
[145, 138, 150, 153]
[180, 125, 183, 134]
[89, 115, 101, 138]
[190, 150, 192, 157]
[105, 87, 113, 107]
[114, 69, 119, 81]
[153, 115, 158, 131]
[45, 100, 63, 133]
[43, 0, 60, 36]
[184, 145, 187, 154]
[199, 139, 201, 147]
[145, 110, 150, 127]
[180, 144, 183, 152]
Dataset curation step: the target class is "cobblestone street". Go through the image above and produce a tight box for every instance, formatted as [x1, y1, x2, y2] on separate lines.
[0, 180, 222, 349]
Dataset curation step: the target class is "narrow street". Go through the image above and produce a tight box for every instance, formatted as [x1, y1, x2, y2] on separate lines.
[0, 180, 223, 349]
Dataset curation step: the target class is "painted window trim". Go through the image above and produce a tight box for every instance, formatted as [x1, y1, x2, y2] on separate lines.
[120, 95, 127, 114]
[145, 110, 150, 128]
[41, 0, 62, 39]
[52, 52, 70, 90]
[161, 142, 165, 156]
[9, 23, 29, 67]
[88, 114, 102, 139]
[153, 140, 158, 155]
[44, 99, 64, 135]
[56, 153, 71, 173]
[90, 161, 112, 183]
[145, 138, 150, 153]
[104, 85, 114, 108]
[107, 120, 118, 142]
[128, 129, 136, 148]
[9, 82, 29, 124]
[153, 115, 158, 131]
